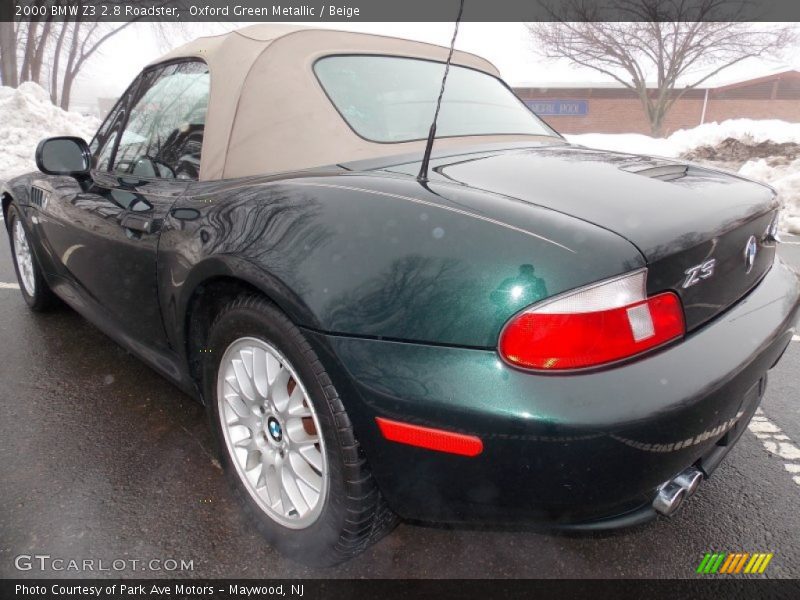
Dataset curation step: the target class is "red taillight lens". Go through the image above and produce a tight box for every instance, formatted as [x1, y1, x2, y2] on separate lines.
[499, 270, 684, 370]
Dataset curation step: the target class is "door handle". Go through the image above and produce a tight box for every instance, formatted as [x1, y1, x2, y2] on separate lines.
[120, 213, 159, 234]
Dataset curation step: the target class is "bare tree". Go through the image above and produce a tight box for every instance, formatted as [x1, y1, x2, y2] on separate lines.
[0, 1, 203, 109]
[52, 19, 226, 109]
[55, 20, 134, 109]
[19, 3, 54, 84]
[527, 0, 798, 136]
[0, 16, 131, 108]
[0, 22, 20, 87]
[1, 1, 52, 87]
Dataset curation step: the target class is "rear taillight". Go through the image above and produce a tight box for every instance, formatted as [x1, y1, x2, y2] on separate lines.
[498, 269, 684, 371]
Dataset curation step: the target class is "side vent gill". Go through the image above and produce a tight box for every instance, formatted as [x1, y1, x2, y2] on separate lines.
[30, 186, 46, 208]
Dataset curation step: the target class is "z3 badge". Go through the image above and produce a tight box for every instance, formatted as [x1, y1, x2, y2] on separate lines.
[683, 258, 716, 289]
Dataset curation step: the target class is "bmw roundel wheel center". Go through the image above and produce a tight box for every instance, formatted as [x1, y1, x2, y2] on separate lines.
[2, 23, 799, 567]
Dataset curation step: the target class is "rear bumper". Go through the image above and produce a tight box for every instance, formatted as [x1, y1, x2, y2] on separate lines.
[307, 258, 800, 527]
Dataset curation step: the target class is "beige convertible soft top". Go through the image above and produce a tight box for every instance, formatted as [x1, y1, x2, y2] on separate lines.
[150, 24, 536, 181]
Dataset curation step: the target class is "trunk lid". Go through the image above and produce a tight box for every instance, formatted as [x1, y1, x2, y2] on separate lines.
[385, 144, 779, 331]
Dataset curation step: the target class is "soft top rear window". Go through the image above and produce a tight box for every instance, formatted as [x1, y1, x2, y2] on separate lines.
[314, 55, 557, 143]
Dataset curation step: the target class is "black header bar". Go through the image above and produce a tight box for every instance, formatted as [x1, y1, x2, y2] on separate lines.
[4, 0, 800, 22]
[2, 578, 800, 600]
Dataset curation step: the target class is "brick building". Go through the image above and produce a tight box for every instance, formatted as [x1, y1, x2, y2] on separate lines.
[513, 70, 800, 135]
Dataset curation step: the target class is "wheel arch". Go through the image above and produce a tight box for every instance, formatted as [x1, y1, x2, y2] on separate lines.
[2, 191, 13, 229]
[177, 255, 321, 402]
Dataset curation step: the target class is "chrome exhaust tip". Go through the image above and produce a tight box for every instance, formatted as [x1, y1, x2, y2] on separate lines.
[653, 481, 687, 516]
[653, 466, 705, 516]
[674, 467, 703, 496]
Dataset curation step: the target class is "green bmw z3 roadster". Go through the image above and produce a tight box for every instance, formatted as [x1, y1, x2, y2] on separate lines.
[4, 25, 799, 565]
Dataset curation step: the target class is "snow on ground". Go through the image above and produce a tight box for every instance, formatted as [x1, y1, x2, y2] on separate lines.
[669, 119, 800, 152]
[0, 83, 99, 184]
[567, 119, 800, 233]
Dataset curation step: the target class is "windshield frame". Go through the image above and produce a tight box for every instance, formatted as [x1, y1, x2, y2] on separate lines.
[312, 54, 562, 145]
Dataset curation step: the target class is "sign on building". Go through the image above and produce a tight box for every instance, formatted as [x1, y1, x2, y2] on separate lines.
[524, 100, 588, 116]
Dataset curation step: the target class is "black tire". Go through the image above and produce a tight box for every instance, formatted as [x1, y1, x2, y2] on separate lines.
[202, 295, 398, 566]
[6, 203, 57, 311]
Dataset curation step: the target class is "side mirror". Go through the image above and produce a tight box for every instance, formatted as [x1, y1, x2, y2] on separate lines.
[35, 136, 91, 177]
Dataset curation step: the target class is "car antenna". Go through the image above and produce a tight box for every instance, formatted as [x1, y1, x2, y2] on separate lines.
[417, 0, 465, 183]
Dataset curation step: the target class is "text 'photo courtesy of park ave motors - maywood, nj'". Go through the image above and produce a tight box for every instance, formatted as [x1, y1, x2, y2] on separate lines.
[14, 584, 302, 597]
[1, 0, 800, 594]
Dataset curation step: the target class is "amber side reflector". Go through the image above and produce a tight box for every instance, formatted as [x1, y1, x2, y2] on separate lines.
[375, 417, 483, 457]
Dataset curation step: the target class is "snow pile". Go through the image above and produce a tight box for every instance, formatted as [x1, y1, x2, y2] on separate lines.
[682, 138, 800, 164]
[0, 82, 99, 184]
[669, 119, 800, 154]
[567, 119, 800, 233]
[566, 119, 800, 159]
[739, 158, 800, 233]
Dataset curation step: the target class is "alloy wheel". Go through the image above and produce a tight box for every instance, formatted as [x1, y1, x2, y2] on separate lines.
[217, 337, 328, 529]
[13, 219, 36, 296]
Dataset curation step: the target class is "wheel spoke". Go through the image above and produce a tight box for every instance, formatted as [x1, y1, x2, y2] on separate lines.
[281, 464, 309, 516]
[285, 455, 320, 512]
[255, 466, 267, 490]
[266, 352, 282, 384]
[287, 386, 311, 417]
[223, 388, 250, 419]
[286, 418, 318, 445]
[245, 449, 261, 471]
[232, 359, 257, 403]
[233, 436, 254, 451]
[289, 450, 322, 491]
[224, 372, 242, 397]
[279, 484, 293, 516]
[265, 464, 282, 509]
[297, 443, 323, 472]
[240, 348, 254, 378]
[228, 413, 260, 430]
[255, 452, 271, 488]
[296, 479, 320, 509]
[252, 346, 270, 398]
[271, 368, 291, 413]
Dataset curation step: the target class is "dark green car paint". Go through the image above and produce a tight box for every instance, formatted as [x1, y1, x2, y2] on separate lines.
[159, 164, 645, 349]
[4, 139, 799, 528]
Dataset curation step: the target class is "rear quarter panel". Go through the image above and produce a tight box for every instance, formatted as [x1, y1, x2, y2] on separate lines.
[158, 172, 645, 350]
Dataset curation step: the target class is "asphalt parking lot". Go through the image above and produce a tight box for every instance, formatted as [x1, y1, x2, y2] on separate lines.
[1, 224, 799, 580]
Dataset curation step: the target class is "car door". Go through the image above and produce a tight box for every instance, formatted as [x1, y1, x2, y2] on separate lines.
[36, 60, 210, 351]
